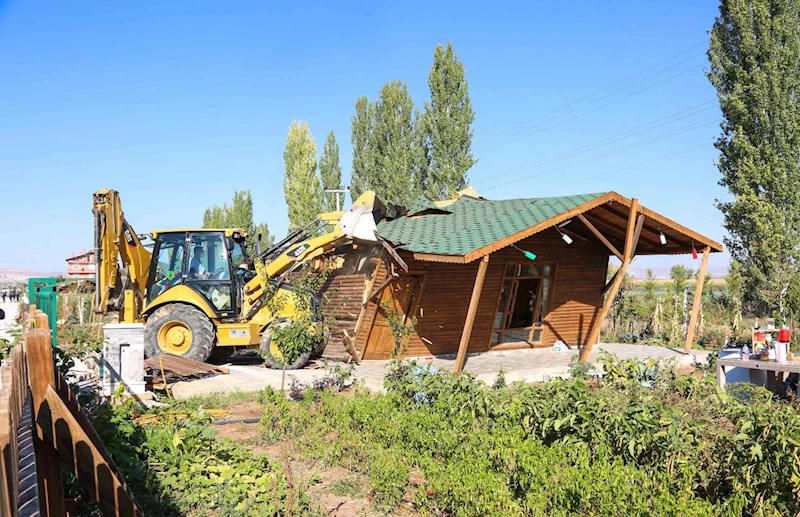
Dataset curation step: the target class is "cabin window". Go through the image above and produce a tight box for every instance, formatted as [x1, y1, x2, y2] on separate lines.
[490, 262, 555, 346]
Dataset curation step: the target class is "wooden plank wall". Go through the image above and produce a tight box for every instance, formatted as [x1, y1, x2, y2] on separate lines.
[359, 229, 609, 358]
[319, 273, 368, 361]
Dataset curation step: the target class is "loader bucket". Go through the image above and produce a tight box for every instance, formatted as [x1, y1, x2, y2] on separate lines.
[337, 191, 387, 242]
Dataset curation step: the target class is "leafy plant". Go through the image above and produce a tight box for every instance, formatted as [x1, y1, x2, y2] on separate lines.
[381, 300, 417, 359]
[568, 355, 595, 380]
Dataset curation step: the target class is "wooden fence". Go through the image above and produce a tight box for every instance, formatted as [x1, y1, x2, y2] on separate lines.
[0, 307, 143, 517]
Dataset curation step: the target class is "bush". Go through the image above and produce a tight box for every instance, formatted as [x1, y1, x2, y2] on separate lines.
[254, 367, 800, 516]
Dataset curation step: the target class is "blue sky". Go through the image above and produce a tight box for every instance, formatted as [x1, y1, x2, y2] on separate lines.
[0, 0, 728, 275]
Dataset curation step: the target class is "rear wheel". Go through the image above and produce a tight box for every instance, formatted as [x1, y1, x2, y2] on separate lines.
[260, 322, 311, 370]
[144, 304, 215, 362]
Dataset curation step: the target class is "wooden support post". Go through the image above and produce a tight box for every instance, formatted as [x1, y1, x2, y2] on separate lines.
[29, 304, 37, 317]
[35, 311, 49, 333]
[684, 246, 710, 353]
[455, 255, 489, 373]
[580, 199, 639, 363]
[25, 328, 65, 517]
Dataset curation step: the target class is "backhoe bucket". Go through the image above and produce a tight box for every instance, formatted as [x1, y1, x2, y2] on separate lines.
[337, 191, 387, 242]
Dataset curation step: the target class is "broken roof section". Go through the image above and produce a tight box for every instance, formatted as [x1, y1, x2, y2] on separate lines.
[376, 191, 723, 263]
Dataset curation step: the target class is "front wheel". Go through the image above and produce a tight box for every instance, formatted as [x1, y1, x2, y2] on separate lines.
[259, 322, 311, 370]
[144, 304, 215, 362]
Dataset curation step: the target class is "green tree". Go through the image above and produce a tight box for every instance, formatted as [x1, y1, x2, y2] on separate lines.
[419, 41, 477, 199]
[350, 96, 373, 200]
[318, 131, 343, 211]
[708, 0, 800, 315]
[283, 120, 322, 231]
[350, 82, 418, 206]
[643, 268, 658, 302]
[203, 190, 274, 256]
[669, 265, 692, 294]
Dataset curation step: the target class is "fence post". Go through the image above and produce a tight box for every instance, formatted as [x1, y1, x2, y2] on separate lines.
[25, 326, 65, 517]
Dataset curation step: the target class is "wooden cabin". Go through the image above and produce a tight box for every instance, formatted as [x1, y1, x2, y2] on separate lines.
[320, 191, 722, 369]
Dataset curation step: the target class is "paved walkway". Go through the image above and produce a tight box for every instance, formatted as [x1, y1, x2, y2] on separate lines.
[170, 343, 710, 399]
[0, 301, 21, 344]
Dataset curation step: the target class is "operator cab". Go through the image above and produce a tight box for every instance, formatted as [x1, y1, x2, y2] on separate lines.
[145, 229, 249, 319]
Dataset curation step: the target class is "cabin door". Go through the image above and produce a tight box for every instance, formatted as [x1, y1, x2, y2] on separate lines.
[364, 275, 422, 359]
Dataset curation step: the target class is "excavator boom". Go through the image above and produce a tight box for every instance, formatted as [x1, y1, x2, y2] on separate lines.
[92, 189, 152, 321]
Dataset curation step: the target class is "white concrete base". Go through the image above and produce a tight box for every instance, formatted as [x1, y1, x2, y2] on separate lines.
[102, 323, 146, 396]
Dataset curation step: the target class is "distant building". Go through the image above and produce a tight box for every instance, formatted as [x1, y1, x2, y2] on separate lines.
[66, 250, 96, 279]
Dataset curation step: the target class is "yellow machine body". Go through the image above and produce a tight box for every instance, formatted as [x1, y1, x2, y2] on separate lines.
[92, 188, 387, 362]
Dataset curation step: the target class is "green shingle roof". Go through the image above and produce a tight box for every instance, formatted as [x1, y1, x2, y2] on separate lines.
[377, 192, 608, 257]
[407, 194, 452, 216]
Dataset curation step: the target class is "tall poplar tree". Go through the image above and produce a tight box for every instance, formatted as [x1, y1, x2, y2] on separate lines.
[319, 131, 343, 211]
[369, 81, 416, 206]
[349, 82, 417, 206]
[203, 190, 274, 256]
[350, 96, 373, 199]
[420, 41, 476, 199]
[708, 0, 800, 312]
[283, 120, 322, 231]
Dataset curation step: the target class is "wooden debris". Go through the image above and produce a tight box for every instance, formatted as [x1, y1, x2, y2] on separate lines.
[144, 354, 229, 383]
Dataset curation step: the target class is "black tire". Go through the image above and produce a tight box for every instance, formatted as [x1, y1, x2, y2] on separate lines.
[144, 304, 215, 362]
[260, 323, 311, 370]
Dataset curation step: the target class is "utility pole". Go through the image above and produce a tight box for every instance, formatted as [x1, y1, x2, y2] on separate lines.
[325, 187, 349, 212]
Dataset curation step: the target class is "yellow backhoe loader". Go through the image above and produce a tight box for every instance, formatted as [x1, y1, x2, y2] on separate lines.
[92, 189, 388, 367]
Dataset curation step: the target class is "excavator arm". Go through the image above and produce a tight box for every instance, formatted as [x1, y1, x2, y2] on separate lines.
[92, 189, 153, 321]
[240, 191, 388, 319]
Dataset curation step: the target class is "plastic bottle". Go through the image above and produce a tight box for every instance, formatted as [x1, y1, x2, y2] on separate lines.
[741, 344, 749, 360]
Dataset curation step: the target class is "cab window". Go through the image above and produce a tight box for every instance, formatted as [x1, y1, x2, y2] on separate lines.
[148, 233, 186, 304]
[188, 233, 228, 280]
[231, 240, 247, 268]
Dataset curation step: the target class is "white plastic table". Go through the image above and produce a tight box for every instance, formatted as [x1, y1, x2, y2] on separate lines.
[717, 357, 800, 393]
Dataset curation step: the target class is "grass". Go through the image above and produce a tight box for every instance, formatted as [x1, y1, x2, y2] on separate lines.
[168, 390, 260, 411]
[327, 475, 368, 498]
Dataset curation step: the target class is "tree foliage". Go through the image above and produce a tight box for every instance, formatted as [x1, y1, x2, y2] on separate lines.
[283, 120, 322, 231]
[708, 0, 800, 314]
[418, 41, 477, 199]
[318, 131, 342, 212]
[350, 82, 418, 206]
[202, 190, 273, 256]
[350, 42, 476, 206]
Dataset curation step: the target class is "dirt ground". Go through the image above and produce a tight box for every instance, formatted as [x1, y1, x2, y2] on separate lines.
[212, 398, 418, 516]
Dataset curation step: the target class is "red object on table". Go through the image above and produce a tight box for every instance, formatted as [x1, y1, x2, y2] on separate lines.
[754, 332, 768, 343]
[779, 328, 791, 342]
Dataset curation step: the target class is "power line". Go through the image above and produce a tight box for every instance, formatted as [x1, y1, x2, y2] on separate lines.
[476, 63, 706, 154]
[479, 117, 719, 191]
[485, 142, 711, 194]
[472, 101, 717, 185]
[475, 41, 708, 147]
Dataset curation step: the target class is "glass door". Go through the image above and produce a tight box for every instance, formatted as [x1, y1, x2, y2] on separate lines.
[490, 263, 555, 346]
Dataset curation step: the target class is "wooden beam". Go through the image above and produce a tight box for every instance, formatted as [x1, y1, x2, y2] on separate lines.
[455, 255, 489, 373]
[684, 246, 710, 353]
[602, 269, 620, 296]
[577, 213, 623, 260]
[412, 252, 467, 263]
[377, 236, 408, 272]
[623, 198, 640, 259]
[368, 271, 397, 301]
[630, 214, 645, 257]
[580, 199, 639, 363]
